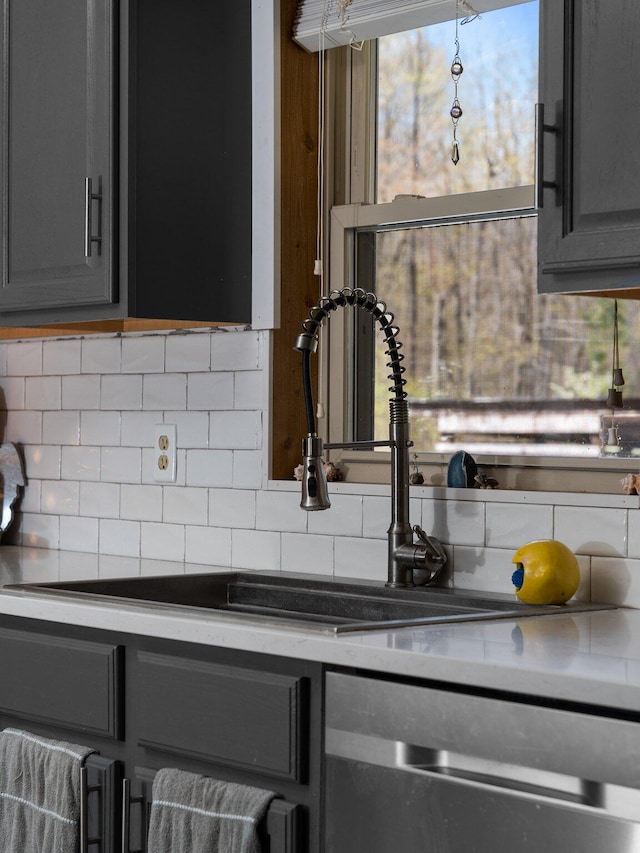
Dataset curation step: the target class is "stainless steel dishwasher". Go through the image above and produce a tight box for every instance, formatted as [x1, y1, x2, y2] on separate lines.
[324, 672, 640, 852]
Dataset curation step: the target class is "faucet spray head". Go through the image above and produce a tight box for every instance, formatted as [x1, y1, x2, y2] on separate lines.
[300, 435, 331, 511]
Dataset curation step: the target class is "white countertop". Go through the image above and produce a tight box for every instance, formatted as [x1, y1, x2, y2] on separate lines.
[1, 546, 640, 714]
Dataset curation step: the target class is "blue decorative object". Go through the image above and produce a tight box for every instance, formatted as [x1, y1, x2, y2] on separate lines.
[447, 450, 478, 488]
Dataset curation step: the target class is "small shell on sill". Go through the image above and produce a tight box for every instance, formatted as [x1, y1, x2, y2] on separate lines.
[620, 472, 640, 495]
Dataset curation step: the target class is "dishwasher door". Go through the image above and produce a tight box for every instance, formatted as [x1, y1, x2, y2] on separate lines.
[324, 672, 640, 853]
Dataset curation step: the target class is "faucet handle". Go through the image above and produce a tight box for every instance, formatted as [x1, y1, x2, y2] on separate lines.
[413, 525, 447, 563]
[411, 525, 447, 586]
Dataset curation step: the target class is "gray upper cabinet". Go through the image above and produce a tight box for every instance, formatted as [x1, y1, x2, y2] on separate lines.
[0, 0, 114, 314]
[0, 0, 252, 326]
[538, 0, 640, 296]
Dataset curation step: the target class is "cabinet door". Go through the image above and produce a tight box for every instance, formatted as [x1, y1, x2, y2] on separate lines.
[123, 767, 304, 853]
[538, 0, 640, 295]
[0, 0, 115, 313]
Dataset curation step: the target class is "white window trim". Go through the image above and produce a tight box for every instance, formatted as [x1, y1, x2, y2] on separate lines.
[324, 189, 639, 494]
[318, 18, 631, 494]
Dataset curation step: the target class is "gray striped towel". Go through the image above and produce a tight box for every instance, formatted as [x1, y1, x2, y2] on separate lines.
[0, 727, 94, 853]
[148, 768, 276, 853]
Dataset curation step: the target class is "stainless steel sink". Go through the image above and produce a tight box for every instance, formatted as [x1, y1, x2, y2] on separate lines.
[5, 571, 613, 633]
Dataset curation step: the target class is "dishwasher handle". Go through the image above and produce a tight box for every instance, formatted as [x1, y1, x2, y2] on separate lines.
[397, 742, 602, 808]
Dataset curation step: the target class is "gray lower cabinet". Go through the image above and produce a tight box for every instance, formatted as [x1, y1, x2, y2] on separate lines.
[538, 0, 640, 296]
[0, 0, 252, 326]
[0, 616, 321, 853]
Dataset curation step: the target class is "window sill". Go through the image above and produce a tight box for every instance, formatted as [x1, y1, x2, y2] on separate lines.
[269, 450, 640, 508]
[269, 477, 640, 510]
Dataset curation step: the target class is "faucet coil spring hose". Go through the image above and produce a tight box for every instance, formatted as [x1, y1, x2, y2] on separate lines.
[295, 287, 407, 435]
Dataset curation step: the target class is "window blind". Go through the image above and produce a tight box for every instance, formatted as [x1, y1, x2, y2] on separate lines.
[293, 0, 532, 51]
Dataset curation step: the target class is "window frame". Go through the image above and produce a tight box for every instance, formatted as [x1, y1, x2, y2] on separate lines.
[321, 40, 637, 494]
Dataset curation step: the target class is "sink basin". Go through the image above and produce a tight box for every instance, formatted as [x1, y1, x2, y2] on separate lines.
[5, 571, 613, 633]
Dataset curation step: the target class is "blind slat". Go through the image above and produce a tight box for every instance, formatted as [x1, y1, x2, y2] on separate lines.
[293, 0, 532, 51]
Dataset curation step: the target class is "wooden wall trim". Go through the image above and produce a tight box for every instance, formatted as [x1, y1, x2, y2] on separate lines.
[271, 0, 319, 480]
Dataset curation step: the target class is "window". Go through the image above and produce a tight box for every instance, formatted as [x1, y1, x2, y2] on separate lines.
[323, 0, 640, 489]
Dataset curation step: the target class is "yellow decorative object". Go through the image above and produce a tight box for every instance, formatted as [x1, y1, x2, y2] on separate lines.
[511, 539, 580, 605]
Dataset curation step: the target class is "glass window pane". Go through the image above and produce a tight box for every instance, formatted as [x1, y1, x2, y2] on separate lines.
[376, 1, 539, 201]
[358, 216, 640, 458]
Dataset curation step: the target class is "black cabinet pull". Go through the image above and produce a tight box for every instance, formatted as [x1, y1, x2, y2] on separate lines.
[535, 103, 560, 209]
[84, 177, 103, 257]
[121, 778, 146, 853]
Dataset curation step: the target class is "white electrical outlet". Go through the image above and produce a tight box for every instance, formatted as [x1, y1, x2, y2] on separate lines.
[153, 424, 177, 482]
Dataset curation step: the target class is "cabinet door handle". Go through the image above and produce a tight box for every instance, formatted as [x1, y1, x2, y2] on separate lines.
[534, 103, 559, 209]
[79, 765, 88, 853]
[122, 778, 146, 853]
[84, 177, 103, 257]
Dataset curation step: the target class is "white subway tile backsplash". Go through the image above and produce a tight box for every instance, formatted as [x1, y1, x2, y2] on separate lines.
[80, 411, 121, 446]
[423, 498, 485, 547]
[99, 519, 141, 557]
[186, 449, 233, 487]
[209, 488, 256, 529]
[210, 410, 262, 450]
[234, 371, 264, 410]
[61, 446, 101, 481]
[256, 490, 307, 533]
[164, 486, 208, 526]
[281, 532, 333, 574]
[21, 512, 60, 549]
[185, 525, 232, 566]
[485, 502, 553, 549]
[101, 375, 143, 411]
[166, 333, 211, 372]
[25, 445, 61, 480]
[41, 480, 80, 515]
[82, 338, 121, 374]
[307, 493, 363, 538]
[122, 336, 165, 374]
[62, 375, 101, 410]
[592, 557, 640, 608]
[101, 447, 142, 484]
[5, 410, 42, 444]
[121, 411, 161, 447]
[167, 412, 209, 448]
[231, 528, 281, 571]
[20, 480, 41, 514]
[43, 339, 81, 375]
[7, 341, 42, 376]
[25, 376, 61, 410]
[121, 484, 162, 521]
[211, 331, 261, 371]
[4, 327, 637, 604]
[334, 536, 387, 581]
[362, 495, 421, 539]
[2, 377, 25, 410]
[42, 411, 80, 446]
[143, 373, 187, 410]
[187, 373, 234, 411]
[59, 516, 99, 552]
[79, 482, 120, 519]
[452, 546, 514, 596]
[232, 451, 263, 489]
[140, 521, 185, 562]
[627, 511, 640, 559]
[554, 506, 628, 558]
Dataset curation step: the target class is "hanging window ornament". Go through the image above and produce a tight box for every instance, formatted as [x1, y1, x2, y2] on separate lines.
[449, 1, 480, 166]
[449, 2, 463, 165]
